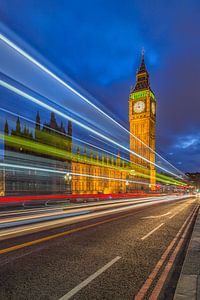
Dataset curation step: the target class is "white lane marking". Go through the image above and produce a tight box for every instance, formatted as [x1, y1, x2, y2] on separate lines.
[169, 206, 186, 219]
[141, 223, 165, 240]
[142, 212, 171, 219]
[59, 256, 121, 300]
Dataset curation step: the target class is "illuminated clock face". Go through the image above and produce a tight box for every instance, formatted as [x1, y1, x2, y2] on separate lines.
[133, 101, 145, 113]
[151, 102, 156, 115]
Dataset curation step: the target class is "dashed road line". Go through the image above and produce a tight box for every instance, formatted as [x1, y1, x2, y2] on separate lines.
[141, 223, 165, 240]
[59, 256, 121, 300]
[142, 212, 171, 219]
[169, 206, 187, 219]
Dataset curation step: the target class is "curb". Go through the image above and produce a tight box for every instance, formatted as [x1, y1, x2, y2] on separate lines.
[174, 205, 200, 299]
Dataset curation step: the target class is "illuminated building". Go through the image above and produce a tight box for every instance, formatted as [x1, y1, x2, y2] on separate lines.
[185, 173, 200, 190]
[3, 113, 72, 195]
[1, 51, 158, 195]
[2, 115, 131, 195]
[129, 50, 156, 191]
[71, 150, 128, 194]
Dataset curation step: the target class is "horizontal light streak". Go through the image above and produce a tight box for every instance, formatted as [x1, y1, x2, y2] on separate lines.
[0, 79, 184, 180]
[0, 107, 132, 165]
[0, 161, 188, 188]
[0, 162, 156, 186]
[0, 196, 192, 245]
[0, 33, 185, 178]
[0, 108, 185, 186]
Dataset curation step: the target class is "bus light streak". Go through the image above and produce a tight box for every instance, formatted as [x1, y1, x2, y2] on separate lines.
[0, 33, 185, 178]
[1, 132, 185, 186]
[0, 162, 156, 186]
[0, 79, 184, 180]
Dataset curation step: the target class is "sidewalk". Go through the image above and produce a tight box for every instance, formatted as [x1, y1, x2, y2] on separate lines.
[174, 205, 200, 299]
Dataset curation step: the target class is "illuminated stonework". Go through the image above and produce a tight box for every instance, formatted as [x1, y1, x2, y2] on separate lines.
[129, 51, 156, 191]
[71, 151, 127, 194]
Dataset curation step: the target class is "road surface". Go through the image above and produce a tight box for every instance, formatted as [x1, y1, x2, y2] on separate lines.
[0, 195, 198, 300]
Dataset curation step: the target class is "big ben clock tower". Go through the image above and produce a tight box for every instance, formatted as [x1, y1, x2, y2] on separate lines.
[129, 50, 156, 191]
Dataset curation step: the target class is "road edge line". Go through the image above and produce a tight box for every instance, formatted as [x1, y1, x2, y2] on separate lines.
[149, 205, 199, 299]
[135, 205, 198, 300]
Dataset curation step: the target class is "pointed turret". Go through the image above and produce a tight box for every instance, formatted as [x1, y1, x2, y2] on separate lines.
[133, 49, 150, 92]
[117, 150, 120, 166]
[23, 125, 28, 137]
[60, 121, 65, 133]
[35, 111, 40, 130]
[137, 48, 148, 74]
[96, 152, 99, 161]
[84, 147, 87, 156]
[16, 117, 21, 136]
[50, 112, 57, 130]
[4, 120, 9, 135]
[68, 120, 72, 137]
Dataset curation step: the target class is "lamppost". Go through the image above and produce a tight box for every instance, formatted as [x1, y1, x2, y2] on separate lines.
[128, 170, 135, 193]
[64, 172, 72, 194]
[149, 184, 151, 192]
[126, 180, 129, 193]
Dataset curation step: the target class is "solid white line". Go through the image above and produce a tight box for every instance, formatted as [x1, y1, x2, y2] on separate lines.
[141, 223, 165, 240]
[59, 256, 121, 300]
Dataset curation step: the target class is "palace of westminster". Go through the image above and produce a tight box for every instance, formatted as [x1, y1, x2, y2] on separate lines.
[0, 52, 156, 196]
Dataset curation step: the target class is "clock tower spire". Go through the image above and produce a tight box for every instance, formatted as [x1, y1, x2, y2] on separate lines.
[133, 49, 150, 92]
[129, 50, 156, 191]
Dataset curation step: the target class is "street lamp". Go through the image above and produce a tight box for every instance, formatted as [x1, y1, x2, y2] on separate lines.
[130, 170, 136, 176]
[64, 172, 72, 193]
[126, 180, 129, 193]
[64, 172, 72, 182]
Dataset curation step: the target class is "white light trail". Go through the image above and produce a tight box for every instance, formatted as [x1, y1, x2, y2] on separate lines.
[0, 33, 185, 178]
[0, 108, 182, 186]
[0, 107, 181, 185]
[0, 162, 155, 186]
[0, 107, 132, 166]
[0, 79, 184, 179]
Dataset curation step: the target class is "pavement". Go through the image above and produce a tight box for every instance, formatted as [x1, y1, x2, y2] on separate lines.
[0, 195, 198, 300]
[174, 199, 200, 300]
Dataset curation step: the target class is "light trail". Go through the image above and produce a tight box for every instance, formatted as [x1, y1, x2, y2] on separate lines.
[0, 162, 155, 186]
[0, 107, 132, 165]
[0, 195, 192, 243]
[0, 79, 185, 180]
[0, 33, 186, 178]
[0, 108, 185, 186]
[0, 108, 150, 175]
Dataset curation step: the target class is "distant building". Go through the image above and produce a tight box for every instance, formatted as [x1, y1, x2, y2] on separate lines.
[185, 173, 200, 190]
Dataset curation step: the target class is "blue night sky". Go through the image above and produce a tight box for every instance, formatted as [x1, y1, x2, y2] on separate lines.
[0, 0, 200, 171]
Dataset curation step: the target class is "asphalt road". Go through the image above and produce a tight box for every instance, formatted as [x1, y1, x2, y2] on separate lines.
[0, 196, 197, 300]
